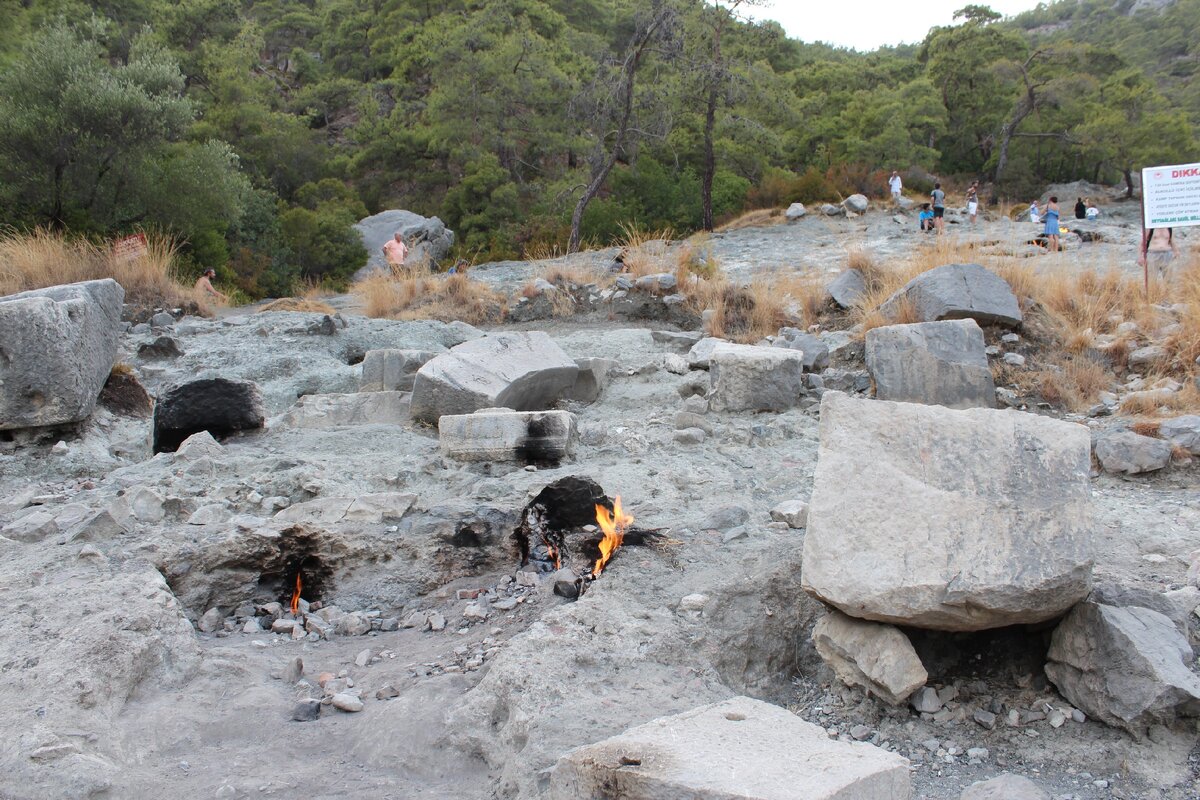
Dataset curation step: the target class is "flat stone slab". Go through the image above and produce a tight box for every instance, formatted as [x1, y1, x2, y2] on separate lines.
[866, 319, 995, 409]
[360, 349, 438, 392]
[813, 610, 928, 705]
[273, 392, 409, 429]
[880, 263, 1022, 328]
[549, 696, 911, 800]
[438, 410, 576, 464]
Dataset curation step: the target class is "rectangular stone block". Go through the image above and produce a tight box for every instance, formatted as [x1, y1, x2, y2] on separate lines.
[866, 319, 995, 409]
[360, 349, 437, 392]
[708, 343, 805, 412]
[549, 696, 911, 800]
[439, 410, 576, 464]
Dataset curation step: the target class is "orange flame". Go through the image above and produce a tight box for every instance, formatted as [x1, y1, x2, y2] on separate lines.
[290, 573, 302, 615]
[593, 496, 633, 576]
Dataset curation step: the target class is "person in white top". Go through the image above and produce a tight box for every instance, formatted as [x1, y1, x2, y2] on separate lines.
[1029, 200, 1040, 225]
[888, 171, 902, 205]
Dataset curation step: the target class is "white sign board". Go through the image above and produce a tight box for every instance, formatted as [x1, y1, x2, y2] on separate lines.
[1142, 163, 1200, 228]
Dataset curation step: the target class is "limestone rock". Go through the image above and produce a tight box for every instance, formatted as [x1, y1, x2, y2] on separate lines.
[827, 269, 866, 309]
[960, 774, 1050, 800]
[1045, 602, 1200, 735]
[812, 611, 927, 705]
[565, 357, 619, 403]
[352, 209, 455, 280]
[438, 410, 576, 464]
[359, 349, 437, 392]
[820, 203, 844, 217]
[273, 392, 409, 430]
[153, 377, 265, 453]
[880, 263, 1022, 328]
[686, 337, 728, 370]
[801, 392, 1094, 631]
[1094, 430, 1172, 474]
[548, 697, 911, 800]
[1159, 415, 1200, 456]
[769, 500, 808, 529]
[865, 319, 995, 409]
[708, 343, 805, 413]
[0, 279, 124, 430]
[785, 202, 807, 221]
[410, 332, 578, 424]
[772, 327, 830, 372]
[843, 194, 869, 214]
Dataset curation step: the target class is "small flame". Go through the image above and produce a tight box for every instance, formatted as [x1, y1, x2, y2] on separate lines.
[290, 573, 302, 615]
[593, 496, 633, 576]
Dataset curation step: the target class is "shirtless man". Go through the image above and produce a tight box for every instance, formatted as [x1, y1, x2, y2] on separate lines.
[194, 269, 227, 302]
[383, 232, 409, 269]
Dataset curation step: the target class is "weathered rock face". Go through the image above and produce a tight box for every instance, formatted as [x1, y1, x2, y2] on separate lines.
[548, 697, 912, 800]
[565, 357, 619, 403]
[786, 202, 807, 220]
[152, 377, 266, 453]
[410, 332, 579, 425]
[352, 209, 456, 279]
[773, 327, 830, 372]
[0, 278, 124, 430]
[272, 392, 409, 430]
[708, 343, 806, 413]
[1045, 602, 1200, 735]
[359, 349, 437, 392]
[812, 611, 928, 705]
[686, 337, 728, 370]
[880, 263, 1023, 328]
[438, 410, 576, 464]
[865, 319, 995, 409]
[1159, 415, 1200, 456]
[1094, 430, 1173, 474]
[801, 392, 1094, 631]
[826, 269, 867, 309]
[960, 773, 1050, 800]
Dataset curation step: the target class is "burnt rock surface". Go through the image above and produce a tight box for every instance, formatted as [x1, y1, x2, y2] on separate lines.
[152, 376, 266, 452]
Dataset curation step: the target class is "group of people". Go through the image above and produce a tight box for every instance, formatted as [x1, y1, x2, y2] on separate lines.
[891, 171, 982, 235]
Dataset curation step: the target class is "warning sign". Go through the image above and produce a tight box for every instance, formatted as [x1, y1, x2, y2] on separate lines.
[1142, 163, 1200, 228]
[112, 233, 149, 262]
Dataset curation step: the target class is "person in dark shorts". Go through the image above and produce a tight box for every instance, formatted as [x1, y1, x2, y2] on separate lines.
[930, 183, 946, 233]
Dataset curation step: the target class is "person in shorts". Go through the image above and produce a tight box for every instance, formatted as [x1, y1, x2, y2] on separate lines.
[930, 183, 946, 233]
[889, 171, 903, 205]
[965, 182, 979, 226]
[918, 203, 934, 232]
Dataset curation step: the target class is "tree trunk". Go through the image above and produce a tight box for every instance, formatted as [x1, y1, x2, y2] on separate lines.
[1123, 167, 1134, 199]
[701, 84, 717, 231]
[991, 99, 1033, 203]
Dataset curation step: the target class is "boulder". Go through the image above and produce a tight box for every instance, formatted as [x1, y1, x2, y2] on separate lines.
[801, 392, 1094, 631]
[1088, 582, 1200, 637]
[826, 269, 866, 309]
[273, 392, 409, 430]
[769, 500, 808, 529]
[438, 410, 576, 464]
[820, 203, 844, 217]
[1094, 430, 1172, 474]
[1159, 415, 1200, 456]
[0, 278, 124, 430]
[812, 611, 927, 705]
[359, 349, 438, 392]
[565, 357, 620, 403]
[152, 377, 266, 453]
[410, 333, 578, 425]
[960, 774, 1050, 800]
[879, 263, 1022, 328]
[1045, 602, 1200, 735]
[865, 319, 995, 409]
[634, 273, 677, 294]
[785, 202, 807, 221]
[708, 343, 806, 413]
[686, 337, 728, 370]
[772, 328, 830, 372]
[843, 194, 869, 214]
[352, 209, 455, 280]
[548, 697, 911, 800]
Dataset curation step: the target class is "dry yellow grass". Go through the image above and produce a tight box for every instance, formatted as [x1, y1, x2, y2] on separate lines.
[257, 297, 337, 314]
[715, 208, 785, 233]
[355, 272, 506, 325]
[0, 227, 193, 308]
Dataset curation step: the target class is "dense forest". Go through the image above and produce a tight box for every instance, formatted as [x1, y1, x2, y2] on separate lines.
[0, 0, 1196, 297]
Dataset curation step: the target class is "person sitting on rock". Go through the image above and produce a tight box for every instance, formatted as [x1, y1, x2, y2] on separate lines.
[1074, 197, 1087, 220]
[1085, 200, 1100, 220]
[918, 203, 935, 232]
[194, 269, 227, 302]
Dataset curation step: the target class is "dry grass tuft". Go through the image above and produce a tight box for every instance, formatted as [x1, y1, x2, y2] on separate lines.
[1129, 420, 1162, 437]
[715, 208, 785, 233]
[257, 297, 337, 314]
[355, 272, 506, 325]
[0, 227, 193, 308]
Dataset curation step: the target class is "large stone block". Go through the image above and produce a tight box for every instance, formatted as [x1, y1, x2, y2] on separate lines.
[410, 333, 578, 425]
[866, 319, 995, 409]
[826, 269, 866, 309]
[1045, 602, 1200, 735]
[439, 410, 576, 464]
[1094, 430, 1172, 474]
[352, 209, 455, 280]
[880, 263, 1022, 328]
[772, 327, 830, 372]
[0, 279, 124, 429]
[548, 696, 911, 800]
[359, 349, 437, 392]
[1160, 415, 1200, 456]
[801, 392, 1094, 631]
[812, 611, 927, 705]
[708, 343, 806, 413]
[565, 357, 619, 403]
[153, 377, 265, 453]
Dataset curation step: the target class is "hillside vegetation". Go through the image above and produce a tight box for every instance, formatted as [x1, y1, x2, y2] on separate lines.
[0, 0, 1195, 297]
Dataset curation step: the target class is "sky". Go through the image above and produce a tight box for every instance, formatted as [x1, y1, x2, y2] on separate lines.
[754, 1, 1045, 51]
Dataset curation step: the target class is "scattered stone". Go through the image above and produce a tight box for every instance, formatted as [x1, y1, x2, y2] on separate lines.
[708, 343, 805, 413]
[273, 391, 410, 429]
[1129, 345, 1168, 368]
[843, 194, 869, 214]
[1003, 352, 1026, 367]
[679, 594, 708, 612]
[331, 693, 364, 713]
[548, 697, 911, 800]
[959, 773, 1050, 800]
[292, 699, 321, 722]
[772, 328, 830, 372]
[785, 202, 807, 221]
[410, 332, 579, 424]
[910, 687, 943, 714]
[813, 611, 928, 705]
[493, 597, 519, 612]
[674, 427, 707, 445]
[187, 504, 229, 526]
[635, 273, 677, 293]
[865, 319, 995, 409]
[1045, 602, 1200, 735]
[700, 505, 749, 532]
[271, 618, 297, 635]
[354, 649, 372, 668]
[463, 602, 489, 621]
[662, 353, 689, 375]
[197, 608, 223, 633]
[335, 614, 371, 637]
[973, 709, 997, 730]
[1159, 415, 1200, 456]
[1094, 431, 1173, 475]
[438, 409, 576, 464]
[1002, 333, 1021, 344]
[0, 279, 125, 430]
[428, 612, 447, 631]
[769, 500, 808, 529]
[651, 330, 704, 352]
[360, 349, 441, 392]
[685, 337, 727, 370]
[1, 510, 58, 543]
[802, 392, 1093, 631]
[826, 269, 866, 309]
[137, 336, 183, 360]
[879, 263, 1022, 328]
[376, 685, 400, 700]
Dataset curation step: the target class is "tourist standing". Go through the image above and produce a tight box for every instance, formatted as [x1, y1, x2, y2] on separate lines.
[931, 183, 946, 233]
[1043, 196, 1060, 253]
[383, 232, 409, 270]
[888, 171, 903, 205]
[965, 182, 979, 226]
[1139, 226, 1178, 285]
